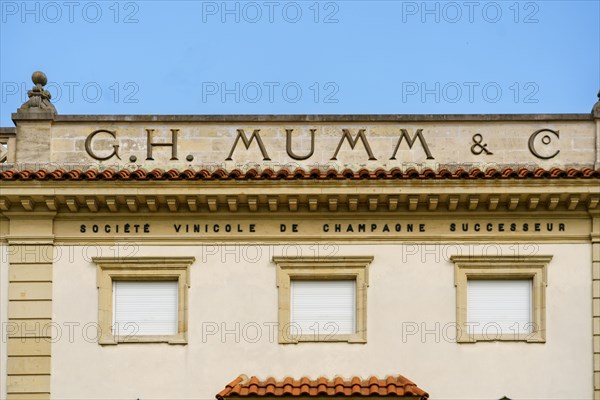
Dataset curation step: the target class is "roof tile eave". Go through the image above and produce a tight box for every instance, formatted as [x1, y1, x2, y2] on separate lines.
[1, 167, 599, 182]
[216, 375, 428, 399]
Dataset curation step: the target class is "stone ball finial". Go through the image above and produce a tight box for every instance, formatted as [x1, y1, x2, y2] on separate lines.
[593, 89, 600, 118]
[16, 71, 56, 114]
[32, 71, 48, 87]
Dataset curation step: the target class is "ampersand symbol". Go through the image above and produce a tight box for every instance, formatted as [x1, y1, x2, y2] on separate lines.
[471, 134, 493, 155]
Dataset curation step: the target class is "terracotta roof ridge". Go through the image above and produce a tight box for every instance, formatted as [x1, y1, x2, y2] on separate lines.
[216, 375, 250, 400]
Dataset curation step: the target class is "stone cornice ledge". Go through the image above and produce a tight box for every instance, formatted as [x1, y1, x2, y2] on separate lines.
[0, 186, 598, 213]
[5, 113, 594, 124]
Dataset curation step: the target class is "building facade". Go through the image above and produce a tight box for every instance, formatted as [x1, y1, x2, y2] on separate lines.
[0, 72, 599, 399]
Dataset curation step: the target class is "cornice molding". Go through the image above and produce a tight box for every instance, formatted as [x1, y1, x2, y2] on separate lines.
[0, 184, 597, 214]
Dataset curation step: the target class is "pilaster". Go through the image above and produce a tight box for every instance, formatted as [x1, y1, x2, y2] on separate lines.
[591, 210, 600, 399]
[4, 212, 55, 400]
[592, 91, 600, 170]
[10, 71, 56, 167]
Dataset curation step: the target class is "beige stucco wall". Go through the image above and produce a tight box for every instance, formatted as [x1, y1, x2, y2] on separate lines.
[50, 243, 592, 400]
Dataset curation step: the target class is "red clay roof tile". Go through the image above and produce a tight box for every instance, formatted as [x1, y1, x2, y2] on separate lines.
[216, 375, 428, 399]
[1, 167, 599, 182]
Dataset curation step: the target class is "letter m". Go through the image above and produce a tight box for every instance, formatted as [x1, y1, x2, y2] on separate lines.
[390, 129, 434, 160]
[331, 129, 377, 160]
[225, 129, 271, 161]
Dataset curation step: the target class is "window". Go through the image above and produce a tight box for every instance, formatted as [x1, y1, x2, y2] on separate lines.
[273, 256, 373, 344]
[94, 257, 195, 345]
[467, 279, 532, 335]
[291, 280, 356, 335]
[451, 255, 552, 343]
[113, 281, 179, 336]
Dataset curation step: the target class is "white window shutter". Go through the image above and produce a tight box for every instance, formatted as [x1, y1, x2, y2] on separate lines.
[467, 280, 532, 334]
[291, 280, 356, 335]
[113, 281, 179, 336]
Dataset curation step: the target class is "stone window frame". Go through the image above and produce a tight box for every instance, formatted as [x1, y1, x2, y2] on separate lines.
[273, 256, 373, 344]
[451, 255, 552, 343]
[94, 256, 195, 345]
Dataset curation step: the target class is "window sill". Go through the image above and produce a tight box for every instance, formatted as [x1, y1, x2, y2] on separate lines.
[280, 334, 366, 344]
[99, 334, 188, 345]
[457, 333, 545, 343]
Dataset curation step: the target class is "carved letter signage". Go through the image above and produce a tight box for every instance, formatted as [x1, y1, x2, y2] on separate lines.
[85, 129, 121, 161]
[389, 129, 434, 160]
[528, 129, 560, 160]
[226, 129, 271, 161]
[331, 129, 377, 161]
[80, 126, 570, 166]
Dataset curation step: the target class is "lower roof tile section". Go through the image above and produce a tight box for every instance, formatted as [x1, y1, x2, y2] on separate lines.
[216, 375, 429, 399]
[0, 167, 599, 181]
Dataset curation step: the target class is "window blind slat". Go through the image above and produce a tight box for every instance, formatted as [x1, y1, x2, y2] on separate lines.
[291, 280, 355, 335]
[113, 281, 178, 336]
[467, 279, 532, 334]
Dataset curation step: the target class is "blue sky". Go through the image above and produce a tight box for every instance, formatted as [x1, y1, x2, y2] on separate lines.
[1, 0, 599, 126]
